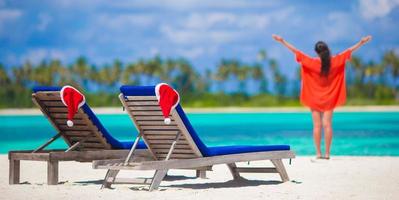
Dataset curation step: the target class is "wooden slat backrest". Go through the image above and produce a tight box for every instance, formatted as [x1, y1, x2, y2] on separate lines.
[121, 95, 203, 160]
[32, 91, 112, 151]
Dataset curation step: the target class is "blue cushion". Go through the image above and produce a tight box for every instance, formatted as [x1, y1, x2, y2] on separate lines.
[206, 145, 290, 156]
[32, 86, 147, 150]
[33, 86, 62, 92]
[118, 141, 147, 149]
[120, 85, 291, 157]
[120, 85, 157, 96]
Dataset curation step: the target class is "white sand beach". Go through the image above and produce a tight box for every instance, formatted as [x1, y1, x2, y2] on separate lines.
[1, 156, 398, 200]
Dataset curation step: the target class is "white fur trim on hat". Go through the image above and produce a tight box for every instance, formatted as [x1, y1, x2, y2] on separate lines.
[155, 83, 180, 124]
[60, 85, 86, 108]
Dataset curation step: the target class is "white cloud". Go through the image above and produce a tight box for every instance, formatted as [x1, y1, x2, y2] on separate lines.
[184, 12, 271, 30]
[0, 9, 22, 21]
[73, 13, 156, 46]
[185, 12, 236, 30]
[321, 12, 364, 42]
[23, 49, 48, 63]
[160, 8, 294, 45]
[49, 0, 105, 9]
[160, 24, 244, 45]
[359, 0, 399, 20]
[37, 13, 52, 31]
[5, 53, 18, 64]
[0, 9, 22, 33]
[149, 47, 159, 56]
[48, 0, 279, 13]
[20, 48, 78, 64]
[97, 13, 155, 29]
[176, 47, 205, 59]
[109, 0, 279, 10]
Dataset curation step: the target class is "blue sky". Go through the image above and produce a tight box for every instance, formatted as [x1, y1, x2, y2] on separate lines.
[1, 0, 399, 79]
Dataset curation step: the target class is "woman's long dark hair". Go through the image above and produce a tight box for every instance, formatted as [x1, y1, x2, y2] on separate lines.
[315, 41, 331, 77]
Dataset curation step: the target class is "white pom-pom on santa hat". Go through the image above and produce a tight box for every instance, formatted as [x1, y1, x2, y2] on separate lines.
[60, 85, 86, 127]
[67, 120, 74, 127]
[155, 83, 180, 124]
[164, 118, 171, 125]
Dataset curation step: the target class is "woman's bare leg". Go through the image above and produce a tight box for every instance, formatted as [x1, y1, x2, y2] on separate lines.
[322, 110, 334, 158]
[311, 110, 322, 158]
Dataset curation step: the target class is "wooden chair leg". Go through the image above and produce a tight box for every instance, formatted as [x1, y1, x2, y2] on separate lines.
[271, 159, 289, 182]
[101, 169, 119, 189]
[47, 160, 59, 185]
[149, 169, 168, 191]
[9, 159, 20, 184]
[101, 170, 111, 189]
[196, 170, 207, 179]
[227, 163, 241, 180]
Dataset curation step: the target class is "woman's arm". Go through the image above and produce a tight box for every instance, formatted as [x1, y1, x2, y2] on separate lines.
[272, 34, 299, 53]
[348, 35, 372, 52]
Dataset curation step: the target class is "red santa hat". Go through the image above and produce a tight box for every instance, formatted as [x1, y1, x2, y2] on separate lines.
[60, 85, 86, 127]
[155, 83, 180, 124]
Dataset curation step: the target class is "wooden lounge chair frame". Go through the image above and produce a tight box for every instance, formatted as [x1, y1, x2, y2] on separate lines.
[9, 90, 152, 185]
[93, 93, 295, 191]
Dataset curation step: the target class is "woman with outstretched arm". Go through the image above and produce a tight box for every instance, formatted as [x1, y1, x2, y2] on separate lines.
[272, 34, 372, 159]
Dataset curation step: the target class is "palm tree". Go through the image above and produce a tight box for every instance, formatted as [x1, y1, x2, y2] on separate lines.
[12, 61, 32, 86]
[0, 64, 12, 107]
[0, 64, 10, 85]
[48, 59, 62, 85]
[257, 49, 267, 62]
[347, 56, 368, 99]
[252, 64, 267, 93]
[269, 59, 287, 98]
[72, 56, 90, 89]
[215, 59, 231, 92]
[160, 59, 176, 83]
[291, 67, 301, 98]
[122, 63, 140, 85]
[173, 58, 198, 95]
[236, 64, 251, 94]
[349, 56, 366, 85]
[145, 56, 163, 84]
[255, 49, 270, 94]
[226, 59, 241, 93]
[87, 64, 98, 85]
[110, 59, 122, 86]
[202, 69, 212, 92]
[383, 50, 399, 100]
[59, 64, 75, 86]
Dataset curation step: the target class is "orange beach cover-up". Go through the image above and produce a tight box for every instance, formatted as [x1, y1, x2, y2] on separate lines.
[295, 49, 352, 112]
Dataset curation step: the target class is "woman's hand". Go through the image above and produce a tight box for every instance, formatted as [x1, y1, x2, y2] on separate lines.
[272, 34, 298, 53]
[348, 35, 372, 52]
[272, 34, 284, 42]
[360, 35, 372, 44]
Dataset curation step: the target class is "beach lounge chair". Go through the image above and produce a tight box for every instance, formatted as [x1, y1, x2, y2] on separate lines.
[93, 86, 295, 191]
[9, 86, 150, 185]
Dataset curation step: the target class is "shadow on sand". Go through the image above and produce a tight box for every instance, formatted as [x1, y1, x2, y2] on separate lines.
[73, 176, 302, 191]
[166, 178, 283, 190]
[73, 179, 104, 186]
[73, 175, 198, 186]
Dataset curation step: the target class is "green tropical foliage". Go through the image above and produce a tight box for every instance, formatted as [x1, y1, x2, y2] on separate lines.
[0, 50, 398, 108]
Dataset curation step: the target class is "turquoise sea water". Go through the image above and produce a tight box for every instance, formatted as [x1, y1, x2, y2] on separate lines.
[0, 112, 398, 155]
